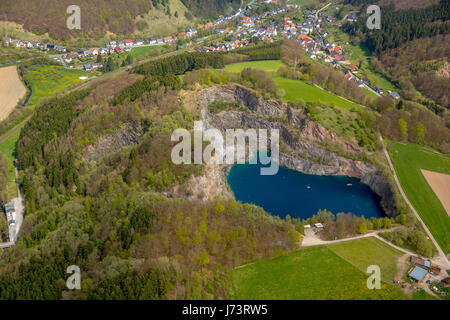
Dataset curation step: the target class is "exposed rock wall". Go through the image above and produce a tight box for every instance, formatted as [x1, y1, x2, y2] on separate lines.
[196, 84, 397, 216]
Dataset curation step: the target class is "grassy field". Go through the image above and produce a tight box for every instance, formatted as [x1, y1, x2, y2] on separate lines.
[232, 242, 407, 300]
[129, 46, 164, 60]
[328, 237, 403, 283]
[224, 60, 284, 74]
[0, 129, 21, 199]
[24, 65, 93, 106]
[273, 77, 364, 110]
[388, 142, 450, 253]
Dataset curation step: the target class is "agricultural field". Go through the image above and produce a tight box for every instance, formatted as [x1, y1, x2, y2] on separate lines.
[24, 65, 93, 106]
[273, 77, 364, 110]
[0, 129, 21, 199]
[0, 66, 26, 121]
[388, 142, 450, 253]
[231, 241, 407, 300]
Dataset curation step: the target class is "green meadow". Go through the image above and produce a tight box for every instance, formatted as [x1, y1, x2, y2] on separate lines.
[24, 65, 92, 106]
[224, 60, 284, 74]
[328, 237, 402, 283]
[273, 77, 364, 110]
[129, 46, 164, 60]
[232, 240, 407, 300]
[0, 129, 21, 199]
[388, 142, 450, 253]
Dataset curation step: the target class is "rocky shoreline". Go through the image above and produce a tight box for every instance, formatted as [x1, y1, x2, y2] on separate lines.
[191, 84, 397, 217]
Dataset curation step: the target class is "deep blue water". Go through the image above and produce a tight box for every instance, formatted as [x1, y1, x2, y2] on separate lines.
[227, 161, 385, 220]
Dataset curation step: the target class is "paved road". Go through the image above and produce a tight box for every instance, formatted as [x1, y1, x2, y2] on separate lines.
[379, 136, 450, 268]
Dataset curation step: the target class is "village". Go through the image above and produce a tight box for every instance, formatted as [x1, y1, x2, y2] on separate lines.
[0, 1, 399, 100]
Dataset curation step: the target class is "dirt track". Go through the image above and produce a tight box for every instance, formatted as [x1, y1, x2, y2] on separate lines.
[421, 169, 450, 217]
[0, 66, 26, 121]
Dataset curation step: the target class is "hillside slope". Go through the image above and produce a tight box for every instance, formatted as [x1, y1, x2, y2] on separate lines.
[0, 0, 240, 39]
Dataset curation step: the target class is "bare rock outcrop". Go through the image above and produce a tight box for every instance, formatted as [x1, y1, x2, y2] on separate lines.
[84, 122, 144, 161]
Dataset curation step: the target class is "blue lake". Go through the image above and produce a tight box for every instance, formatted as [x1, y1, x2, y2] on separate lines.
[227, 161, 385, 220]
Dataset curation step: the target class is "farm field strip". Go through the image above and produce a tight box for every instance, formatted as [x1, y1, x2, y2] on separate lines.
[0, 66, 26, 121]
[388, 142, 450, 253]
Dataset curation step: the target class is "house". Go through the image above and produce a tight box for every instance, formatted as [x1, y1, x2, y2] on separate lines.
[164, 36, 174, 43]
[346, 11, 360, 22]
[83, 64, 92, 71]
[345, 73, 354, 81]
[304, 224, 311, 229]
[90, 48, 99, 55]
[135, 39, 143, 46]
[125, 40, 133, 47]
[47, 44, 55, 50]
[314, 223, 324, 229]
[349, 64, 358, 73]
[114, 46, 122, 54]
[99, 48, 107, 55]
[5, 202, 15, 225]
[92, 63, 103, 69]
[149, 38, 157, 44]
[388, 91, 400, 100]
[2, 36, 12, 44]
[411, 257, 431, 269]
[55, 45, 66, 52]
[408, 266, 428, 282]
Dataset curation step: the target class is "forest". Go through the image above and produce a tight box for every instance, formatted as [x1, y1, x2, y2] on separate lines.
[133, 52, 224, 76]
[342, 0, 450, 55]
[0, 0, 238, 39]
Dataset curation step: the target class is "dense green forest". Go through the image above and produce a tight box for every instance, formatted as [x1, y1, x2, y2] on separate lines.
[133, 52, 224, 76]
[342, 0, 450, 54]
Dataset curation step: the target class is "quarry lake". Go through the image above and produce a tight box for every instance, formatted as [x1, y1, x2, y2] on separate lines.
[227, 162, 385, 220]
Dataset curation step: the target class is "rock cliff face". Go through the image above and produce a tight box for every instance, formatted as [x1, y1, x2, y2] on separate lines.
[84, 122, 144, 161]
[196, 84, 397, 216]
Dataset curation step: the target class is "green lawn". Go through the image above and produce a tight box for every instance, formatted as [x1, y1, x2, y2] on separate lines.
[273, 77, 363, 110]
[24, 65, 93, 106]
[129, 46, 164, 60]
[232, 243, 407, 300]
[328, 237, 403, 283]
[224, 60, 284, 73]
[388, 142, 450, 253]
[0, 129, 21, 199]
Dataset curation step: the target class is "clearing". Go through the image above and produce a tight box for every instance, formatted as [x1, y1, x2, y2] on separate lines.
[421, 169, 450, 217]
[0, 66, 26, 121]
[273, 77, 364, 110]
[388, 142, 450, 253]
